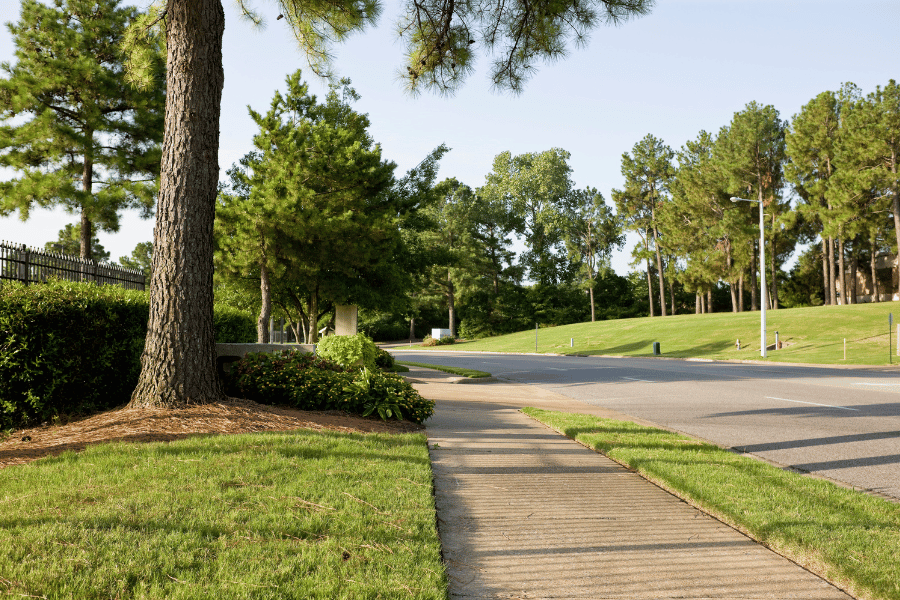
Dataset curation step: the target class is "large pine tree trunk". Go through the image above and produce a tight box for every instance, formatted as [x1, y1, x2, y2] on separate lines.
[821, 238, 829, 304]
[707, 289, 713, 313]
[129, 0, 225, 409]
[850, 239, 858, 305]
[739, 274, 745, 312]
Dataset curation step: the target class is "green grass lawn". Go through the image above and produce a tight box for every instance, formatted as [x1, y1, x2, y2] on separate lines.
[522, 408, 900, 600]
[397, 361, 491, 378]
[0, 430, 446, 599]
[448, 303, 900, 365]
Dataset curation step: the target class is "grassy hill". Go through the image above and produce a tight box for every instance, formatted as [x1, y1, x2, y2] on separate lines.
[447, 302, 900, 366]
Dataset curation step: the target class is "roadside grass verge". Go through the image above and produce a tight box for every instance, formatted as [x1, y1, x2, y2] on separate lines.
[397, 361, 491, 378]
[446, 303, 900, 365]
[522, 407, 900, 600]
[0, 430, 446, 599]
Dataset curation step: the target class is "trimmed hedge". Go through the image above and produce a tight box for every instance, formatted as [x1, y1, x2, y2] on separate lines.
[0, 281, 256, 429]
[212, 304, 256, 344]
[0, 281, 148, 429]
[227, 350, 434, 423]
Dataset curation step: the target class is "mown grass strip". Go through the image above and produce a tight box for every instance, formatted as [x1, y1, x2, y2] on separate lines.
[450, 302, 900, 365]
[397, 361, 491, 378]
[521, 407, 900, 600]
[0, 429, 446, 599]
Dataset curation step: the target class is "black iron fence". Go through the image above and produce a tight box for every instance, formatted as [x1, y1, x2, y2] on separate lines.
[0, 241, 146, 291]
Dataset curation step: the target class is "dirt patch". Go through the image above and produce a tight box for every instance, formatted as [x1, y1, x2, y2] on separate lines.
[0, 397, 424, 471]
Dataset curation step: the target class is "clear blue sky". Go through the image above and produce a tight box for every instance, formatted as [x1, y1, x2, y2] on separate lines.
[1, 0, 897, 275]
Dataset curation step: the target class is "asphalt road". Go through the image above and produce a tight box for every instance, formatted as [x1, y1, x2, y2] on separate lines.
[393, 349, 900, 501]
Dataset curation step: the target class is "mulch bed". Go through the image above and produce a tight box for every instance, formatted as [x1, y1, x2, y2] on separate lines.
[0, 398, 424, 471]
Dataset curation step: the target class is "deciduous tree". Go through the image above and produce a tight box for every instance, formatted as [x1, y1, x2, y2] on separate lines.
[564, 187, 623, 321]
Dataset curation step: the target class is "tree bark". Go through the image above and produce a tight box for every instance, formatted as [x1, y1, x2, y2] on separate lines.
[80, 134, 94, 261]
[750, 240, 758, 311]
[871, 235, 879, 302]
[821, 238, 829, 305]
[695, 293, 700, 314]
[739, 274, 745, 312]
[892, 167, 900, 299]
[707, 289, 713, 313]
[653, 227, 667, 317]
[257, 263, 271, 343]
[850, 238, 858, 305]
[827, 237, 836, 305]
[668, 276, 675, 316]
[770, 235, 778, 309]
[307, 287, 319, 343]
[129, 0, 225, 409]
[589, 285, 596, 322]
[838, 236, 846, 305]
[447, 272, 456, 337]
[645, 235, 655, 317]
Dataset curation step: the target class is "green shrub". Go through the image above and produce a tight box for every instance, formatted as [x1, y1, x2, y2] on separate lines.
[344, 367, 434, 422]
[374, 347, 395, 370]
[0, 281, 262, 429]
[227, 351, 354, 410]
[316, 333, 378, 369]
[228, 351, 434, 423]
[0, 280, 149, 429]
[212, 303, 256, 343]
[421, 334, 455, 347]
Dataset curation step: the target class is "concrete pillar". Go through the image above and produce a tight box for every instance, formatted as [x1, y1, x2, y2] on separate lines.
[335, 305, 358, 336]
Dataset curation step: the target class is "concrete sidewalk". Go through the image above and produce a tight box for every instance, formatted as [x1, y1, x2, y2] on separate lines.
[406, 367, 853, 599]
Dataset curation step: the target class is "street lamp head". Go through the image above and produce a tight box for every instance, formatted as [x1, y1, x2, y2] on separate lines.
[730, 197, 739, 203]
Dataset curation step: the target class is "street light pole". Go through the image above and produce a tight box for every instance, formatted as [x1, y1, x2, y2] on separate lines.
[731, 196, 766, 358]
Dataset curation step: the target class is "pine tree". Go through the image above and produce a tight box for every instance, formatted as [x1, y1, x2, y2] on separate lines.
[612, 134, 674, 316]
[834, 80, 900, 299]
[0, 0, 164, 260]
[665, 130, 748, 312]
[715, 102, 787, 311]
[215, 72, 396, 344]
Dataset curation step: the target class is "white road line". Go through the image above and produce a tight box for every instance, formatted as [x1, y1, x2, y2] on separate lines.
[851, 382, 900, 387]
[545, 368, 568, 371]
[765, 397, 859, 411]
[622, 377, 656, 383]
